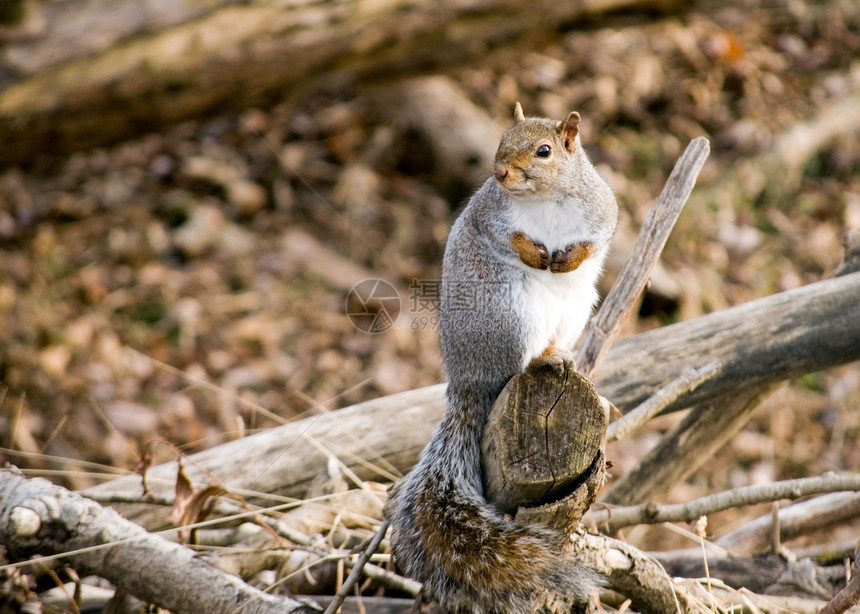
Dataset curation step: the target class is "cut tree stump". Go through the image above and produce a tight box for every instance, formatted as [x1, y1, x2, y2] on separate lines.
[479, 363, 708, 612]
[481, 361, 606, 518]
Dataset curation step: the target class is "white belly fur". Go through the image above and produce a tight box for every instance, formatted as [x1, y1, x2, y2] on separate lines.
[508, 194, 594, 251]
[508, 196, 605, 366]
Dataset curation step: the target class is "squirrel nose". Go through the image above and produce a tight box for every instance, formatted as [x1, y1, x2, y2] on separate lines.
[493, 167, 508, 183]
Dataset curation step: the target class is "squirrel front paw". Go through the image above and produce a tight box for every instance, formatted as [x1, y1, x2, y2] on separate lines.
[550, 241, 595, 273]
[510, 231, 550, 270]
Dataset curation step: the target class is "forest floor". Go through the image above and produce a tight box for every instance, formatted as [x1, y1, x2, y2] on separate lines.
[1, 0, 859, 598]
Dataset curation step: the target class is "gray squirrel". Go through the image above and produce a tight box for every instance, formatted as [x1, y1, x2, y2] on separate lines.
[384, 103, 618, 613]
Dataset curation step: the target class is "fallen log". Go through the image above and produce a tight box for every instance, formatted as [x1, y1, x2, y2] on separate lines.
[86, 268, 860, 528]
[0, 0, 678, 164]
[602, 229, 860, 505]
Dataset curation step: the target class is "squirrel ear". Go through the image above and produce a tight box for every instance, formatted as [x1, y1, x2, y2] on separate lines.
[514, 102, 525, 123]
[560, 111, 581, 150]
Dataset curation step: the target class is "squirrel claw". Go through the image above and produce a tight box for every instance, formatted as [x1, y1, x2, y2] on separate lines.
[535, 243, 550, 270]
[550, 241, 595, 274]
[510, 231, 551, 270]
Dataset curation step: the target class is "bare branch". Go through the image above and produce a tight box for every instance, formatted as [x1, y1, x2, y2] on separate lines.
[576, 136, 710, 378]
[0, 0, 679, 165]
[606, 361, 721, 443]
[324, 519, 390, 614]
[0, 468, 316, 614]
[361, 561, 421, 596]
[603, 231, 860, 505]
[716, 492, 860, 555]
[599, 270, 860, 417]
[566, 531, 711, 613]
[604, 384, 786, 506]
[592, 473, 860, 533]
[83, 270, 860, 528]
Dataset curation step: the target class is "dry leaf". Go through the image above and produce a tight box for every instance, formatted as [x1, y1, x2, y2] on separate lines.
[168, 459, 226, 544]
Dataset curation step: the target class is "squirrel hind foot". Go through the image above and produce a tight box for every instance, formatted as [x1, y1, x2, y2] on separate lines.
[530, 344, 576, 375]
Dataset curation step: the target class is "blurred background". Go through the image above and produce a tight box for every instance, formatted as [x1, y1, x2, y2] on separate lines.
[0, 0, 858, 555]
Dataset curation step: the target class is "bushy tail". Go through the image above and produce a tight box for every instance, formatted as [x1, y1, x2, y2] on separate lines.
[385, 384, 599, 613]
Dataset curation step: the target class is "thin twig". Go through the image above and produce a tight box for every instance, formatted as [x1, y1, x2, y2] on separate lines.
[323, 520, 390, 614]
[38, 564, 82, 614]
[684, 578, 827, 614]
[576, 136, 710, 378]
[125, 347, 287, 425]
[692, 516, 712, 598]
[606, 361, 721, 442]
[360, 560, 421, 596]
[592, 472, 860, 533]
[769, 502, 783, 556]
[717, 491, 860, 555]
[0, 448, 129, 475]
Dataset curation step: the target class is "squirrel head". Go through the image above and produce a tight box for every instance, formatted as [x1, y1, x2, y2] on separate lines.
[493, 104, 582, 197]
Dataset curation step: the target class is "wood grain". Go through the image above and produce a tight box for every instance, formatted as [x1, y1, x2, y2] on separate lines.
[597, 269, 860, 413]
[481, 362, 605, 513]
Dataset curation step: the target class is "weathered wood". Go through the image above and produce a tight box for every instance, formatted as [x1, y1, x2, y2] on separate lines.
[606, 361, 720, 443]
[481, 362, 606, 513]
[716, 492, 860, 556]
[599, 269, 860, 414]
[0, 0, 678, 164]
[602, 232, 860, 505]
[654, 550, 790, 594]
[604, 384, 783, 505]
[576, 136, 710, 378]
[648, 494, 860, 595]
[593, 473, 860, 534]
[653, 549, 846, 596]
[87, 383, 447, 528]
[565, 531, 711, 614]
[0, 469, 314, 614]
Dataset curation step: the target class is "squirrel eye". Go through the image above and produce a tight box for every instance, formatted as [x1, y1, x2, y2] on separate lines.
[536, 144, 551, 158]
